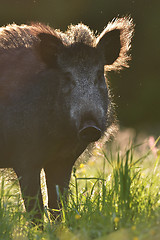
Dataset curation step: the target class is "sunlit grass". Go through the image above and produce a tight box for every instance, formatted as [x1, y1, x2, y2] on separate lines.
[0, 130, 160, 239]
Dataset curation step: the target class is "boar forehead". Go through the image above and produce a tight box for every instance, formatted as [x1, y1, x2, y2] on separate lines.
[58, 44, 104, 74]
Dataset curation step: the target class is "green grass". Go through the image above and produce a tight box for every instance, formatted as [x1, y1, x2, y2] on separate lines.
[0, 130, 160, 239]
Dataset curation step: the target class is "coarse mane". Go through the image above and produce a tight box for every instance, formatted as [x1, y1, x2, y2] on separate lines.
[0, 23, 57, 50]
[0, 17, 134, 71]
[64, 23, 95, 46]
[0, 22, 95, 50]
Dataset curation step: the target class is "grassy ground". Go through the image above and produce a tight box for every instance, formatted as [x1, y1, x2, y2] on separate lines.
[0, 129, 160, 240]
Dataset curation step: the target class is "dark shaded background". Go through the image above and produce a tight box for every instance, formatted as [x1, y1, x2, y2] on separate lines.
[0, 0, 159, 134]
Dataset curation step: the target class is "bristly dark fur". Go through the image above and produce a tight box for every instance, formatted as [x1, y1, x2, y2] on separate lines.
[0, 18, 134, 221]
[0, 17, 134, 71]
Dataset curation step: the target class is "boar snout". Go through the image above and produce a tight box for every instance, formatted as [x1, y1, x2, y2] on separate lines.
[79, 120, 102, 143]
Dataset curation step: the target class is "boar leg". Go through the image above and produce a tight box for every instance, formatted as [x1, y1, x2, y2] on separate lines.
[44, 161, 74, 218]
[14, 168, 43, 222]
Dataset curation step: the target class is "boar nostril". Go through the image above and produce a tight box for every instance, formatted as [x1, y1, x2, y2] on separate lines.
[79, 123, 102, 143]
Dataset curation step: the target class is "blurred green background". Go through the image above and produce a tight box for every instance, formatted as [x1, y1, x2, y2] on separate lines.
[0, 0, 159, 134]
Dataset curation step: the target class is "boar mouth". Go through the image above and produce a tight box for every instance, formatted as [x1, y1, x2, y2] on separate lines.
[78, 121, 102, 143]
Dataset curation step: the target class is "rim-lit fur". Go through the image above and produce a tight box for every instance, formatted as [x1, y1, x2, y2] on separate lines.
[0, 17, 134, 72]
[97, 17, 134, 71]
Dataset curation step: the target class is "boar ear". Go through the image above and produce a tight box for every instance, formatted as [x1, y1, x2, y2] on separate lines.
[97, 29, 121, 65]
[37, 33, 63, 67]
[96, 17, 134, 71]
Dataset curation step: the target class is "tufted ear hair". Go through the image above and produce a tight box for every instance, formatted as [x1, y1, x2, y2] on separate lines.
[96, 17, 134, 71]
[37, 33, 63, 68]
[97, 29, 121, 65]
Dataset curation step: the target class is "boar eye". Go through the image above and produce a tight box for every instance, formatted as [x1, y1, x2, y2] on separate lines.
[65, 72, 72, 81]
[65, 72, 75, 85]
[62, 72, 75, 94]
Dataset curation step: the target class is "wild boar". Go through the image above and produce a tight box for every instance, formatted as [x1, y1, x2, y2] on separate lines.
[0, 17, 134, 220]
